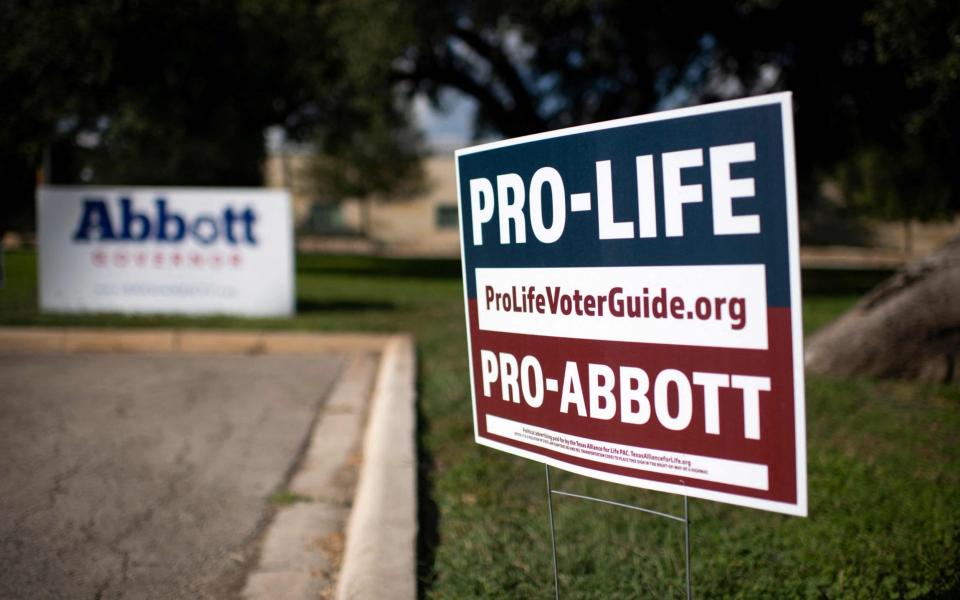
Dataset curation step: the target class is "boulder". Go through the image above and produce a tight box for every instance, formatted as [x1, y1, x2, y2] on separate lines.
[805, 236, 960, 383]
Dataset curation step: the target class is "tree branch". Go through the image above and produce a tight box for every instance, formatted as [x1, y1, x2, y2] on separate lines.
[450, 25, 545, 133]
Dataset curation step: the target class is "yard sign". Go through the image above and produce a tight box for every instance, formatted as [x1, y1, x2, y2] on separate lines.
[37, 186, 295, 317]
[456, 93, 806, 516]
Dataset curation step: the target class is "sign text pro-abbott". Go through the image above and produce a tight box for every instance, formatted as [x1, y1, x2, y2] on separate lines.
[456, 93, 806, 516]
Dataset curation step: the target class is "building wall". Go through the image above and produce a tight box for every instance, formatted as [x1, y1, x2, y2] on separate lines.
[263, 151, 960, 260]
[339, 156, 461, 256]
[265, 151, 462, 256]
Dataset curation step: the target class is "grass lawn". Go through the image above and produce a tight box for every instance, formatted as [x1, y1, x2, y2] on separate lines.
[2, 250, 957, 598]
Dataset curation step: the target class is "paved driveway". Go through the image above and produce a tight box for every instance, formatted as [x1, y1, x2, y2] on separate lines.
[0, 351, 343, 599]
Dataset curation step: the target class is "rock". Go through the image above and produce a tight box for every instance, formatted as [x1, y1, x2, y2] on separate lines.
[805, 236, 960, 383]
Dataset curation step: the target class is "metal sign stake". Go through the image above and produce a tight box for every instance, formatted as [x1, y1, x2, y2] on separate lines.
[545, 465, 561, 600]
[545, 466, 693, 599]
[684, 495, 692, 599]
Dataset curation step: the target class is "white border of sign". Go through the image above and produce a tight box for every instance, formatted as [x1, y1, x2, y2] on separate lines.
[456, 92, 807, 516]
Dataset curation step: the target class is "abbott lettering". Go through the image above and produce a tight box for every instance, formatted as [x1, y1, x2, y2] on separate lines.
[73, 198, 258, 245]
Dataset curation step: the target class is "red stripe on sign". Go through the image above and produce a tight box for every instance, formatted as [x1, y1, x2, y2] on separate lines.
[468, 300, 798, 503]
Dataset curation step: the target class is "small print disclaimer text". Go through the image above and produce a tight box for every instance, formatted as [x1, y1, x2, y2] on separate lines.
[486, 415, 769, 490]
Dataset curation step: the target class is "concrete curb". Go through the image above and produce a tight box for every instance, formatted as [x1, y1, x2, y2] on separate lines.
[0, 327, 389, 354]
[336, 335, 417, 600]
[243, 351, 379, 600]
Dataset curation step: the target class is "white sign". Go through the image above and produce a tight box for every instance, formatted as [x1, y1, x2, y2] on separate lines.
[37, 186, 295, 316]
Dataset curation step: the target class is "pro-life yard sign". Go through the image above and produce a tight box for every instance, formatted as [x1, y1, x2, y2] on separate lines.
[456, 93, 806, 516]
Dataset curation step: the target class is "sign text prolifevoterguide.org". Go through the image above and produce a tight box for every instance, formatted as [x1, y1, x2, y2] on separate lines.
[456, 93, 807, 516]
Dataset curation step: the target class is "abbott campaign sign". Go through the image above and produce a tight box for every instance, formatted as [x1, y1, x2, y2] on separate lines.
[37, 187, 294, 316]
[456, 93, 806, 515]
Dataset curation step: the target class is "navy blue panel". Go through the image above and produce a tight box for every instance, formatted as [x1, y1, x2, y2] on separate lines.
[458, 104, 793, 306]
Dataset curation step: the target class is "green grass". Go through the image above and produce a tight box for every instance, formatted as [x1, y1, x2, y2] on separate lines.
[2, 250, 957, 598]
[269, 490, 313, 506]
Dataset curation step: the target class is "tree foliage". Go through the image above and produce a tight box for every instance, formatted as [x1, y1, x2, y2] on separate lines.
[838, 0, 960, 223]
[308, 0, 425, 201]
[0, 0, 423, 231]
[394, 0, 959, 217]
[2, 0, 957, 234]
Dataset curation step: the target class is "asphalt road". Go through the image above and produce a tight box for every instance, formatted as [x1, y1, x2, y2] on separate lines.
[0, 351, 344, 600]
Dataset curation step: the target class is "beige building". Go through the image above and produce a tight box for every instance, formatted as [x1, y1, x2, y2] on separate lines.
[263, 150, 960, 262]
[264, 152, 461, 257]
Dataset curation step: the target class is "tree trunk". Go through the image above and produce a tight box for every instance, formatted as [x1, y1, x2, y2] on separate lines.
[903, 218, 913, 257]
[805, 235, 960, 384]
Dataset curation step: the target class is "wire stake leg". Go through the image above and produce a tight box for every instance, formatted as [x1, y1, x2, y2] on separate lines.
[545, 465, 560, 600]
[684, 496, 692, 600]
